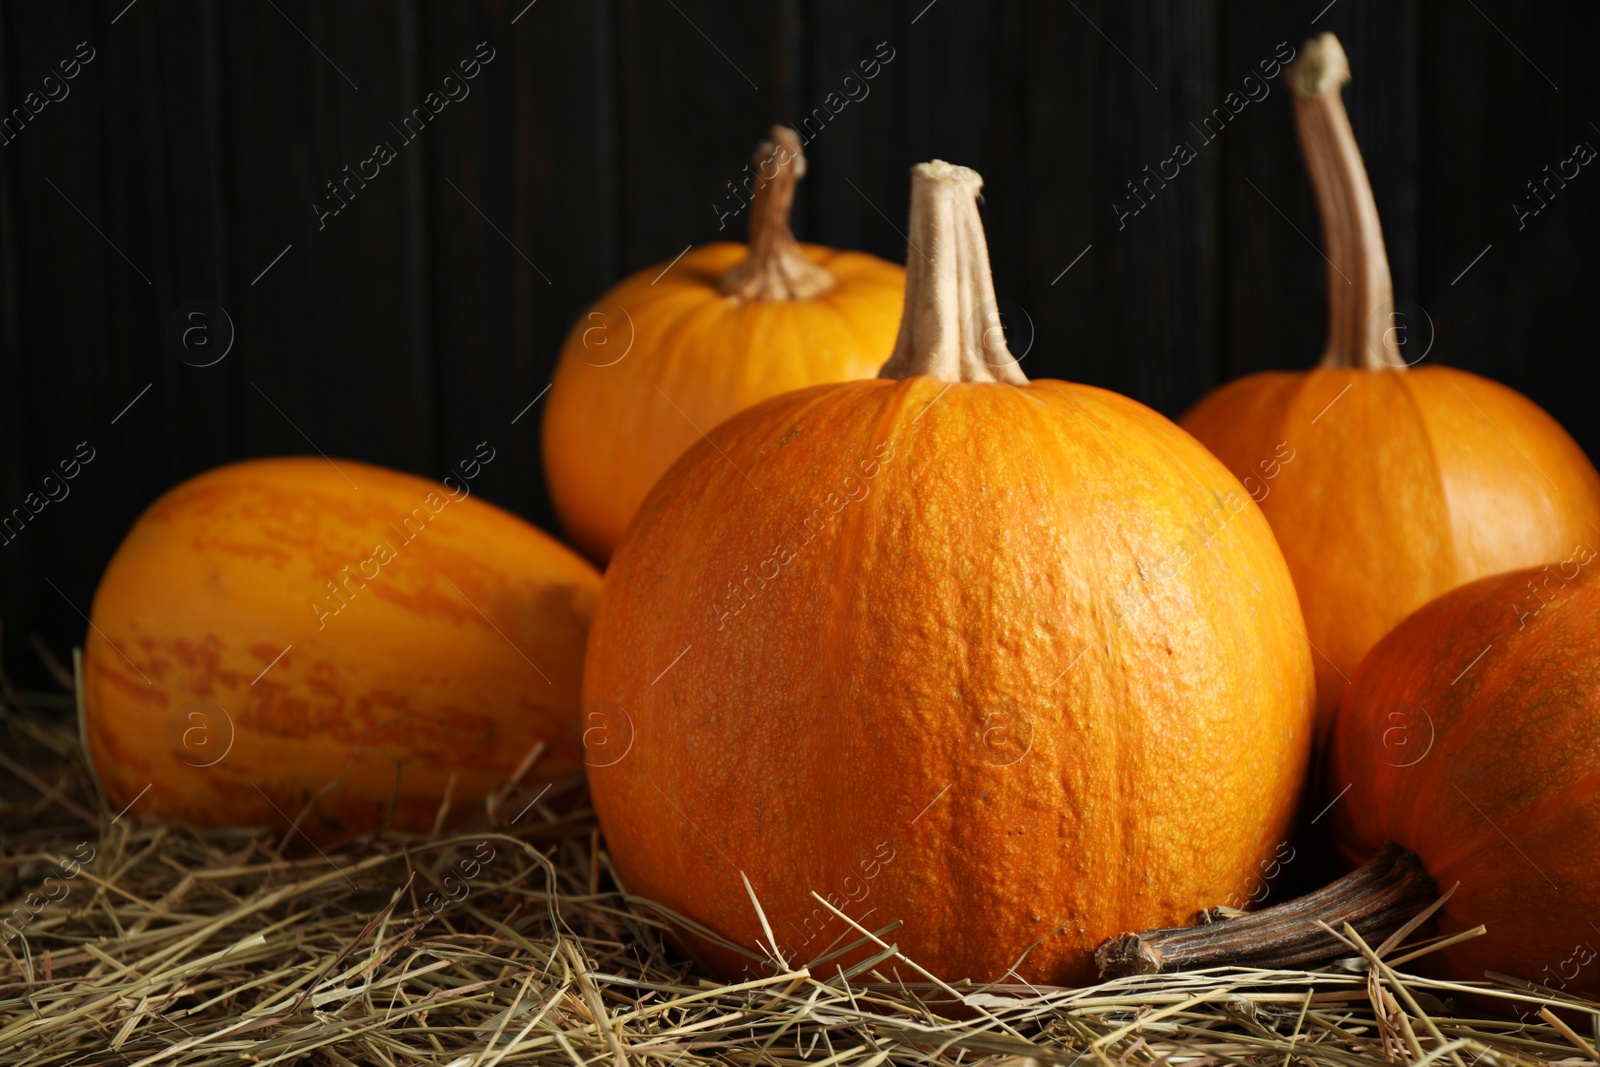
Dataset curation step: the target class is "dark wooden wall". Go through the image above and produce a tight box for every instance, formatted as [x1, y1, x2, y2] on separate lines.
[2, 0, 1597, 688]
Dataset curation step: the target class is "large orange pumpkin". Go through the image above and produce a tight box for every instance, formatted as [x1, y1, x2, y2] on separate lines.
[1180, 33, 1600, 729]
[83, 456, 601, 843]
[1326, 556, 1600, 1004]
[542, 126, 904, 563]
[583, 160, 1316, 985]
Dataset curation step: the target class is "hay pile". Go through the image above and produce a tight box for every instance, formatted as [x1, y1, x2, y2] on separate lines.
[3, 691, 1596, 1066]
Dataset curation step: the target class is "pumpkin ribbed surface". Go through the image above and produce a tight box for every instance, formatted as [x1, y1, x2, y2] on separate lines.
[1328, 562, 1600, 993]
[1180, 34, 1600, 727]
[1183, 365, 1600, 726]
[543, 241, 903, 562]
[586, 373, 1315, 983]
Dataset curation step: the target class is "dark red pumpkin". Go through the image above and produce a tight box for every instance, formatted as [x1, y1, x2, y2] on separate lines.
[1327, 555, 1600, 1000]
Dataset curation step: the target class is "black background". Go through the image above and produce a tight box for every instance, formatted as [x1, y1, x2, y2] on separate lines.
[1, 0, 1596, 689]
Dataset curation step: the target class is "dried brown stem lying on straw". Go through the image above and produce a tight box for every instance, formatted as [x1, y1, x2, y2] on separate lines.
[1096, 843, 1443, 978]
[1, 693, 1595, 1066]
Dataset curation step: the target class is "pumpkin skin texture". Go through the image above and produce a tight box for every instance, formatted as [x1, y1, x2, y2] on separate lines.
[1326, 559, 1600, 999]
[83, 457, 601, 843]
[587, 379, 1316, 984]
[542, 129, 904, 564]
[1179, 36, 1600, 730]
[584, 162, 1315, 985]
[1182, 366, 1600, 728]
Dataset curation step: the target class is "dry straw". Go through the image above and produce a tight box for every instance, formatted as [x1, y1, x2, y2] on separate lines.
[2, 684, 1596, 1066]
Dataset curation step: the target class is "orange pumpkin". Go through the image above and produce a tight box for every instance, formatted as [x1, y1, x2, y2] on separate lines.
[542, 126, 904, 563]
[1180, 34, 1600, 729]
[1327, 556, 1600, 1003]
[83, 456, 600, 843]
[583, 160, 1315, 984]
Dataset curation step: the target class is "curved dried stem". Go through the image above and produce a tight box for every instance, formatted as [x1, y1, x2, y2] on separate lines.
[719, 126, 835, 302]
[1096, 844, 1438, 978]
[1290, 33, 1402, 370]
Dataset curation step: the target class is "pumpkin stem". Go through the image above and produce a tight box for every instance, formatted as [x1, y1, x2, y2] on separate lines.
[719, 126, 836, 302]
[1095, 843, 1438, 978]
[877, 161, 1028, 385]
[1290, 33, 1403, 371]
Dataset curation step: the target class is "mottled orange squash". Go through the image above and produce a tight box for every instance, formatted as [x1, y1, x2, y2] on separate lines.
[542, 126, 904, 563]
[583, 161, 1315, 984]
[83, 456, 600, 843]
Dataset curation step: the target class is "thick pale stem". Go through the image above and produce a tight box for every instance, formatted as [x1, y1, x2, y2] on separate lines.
[1290, 33, 1402, 370]
[719, 126, 835, 302]
[1095, 844, 1438, 978]
[877, 161, 1027, 385]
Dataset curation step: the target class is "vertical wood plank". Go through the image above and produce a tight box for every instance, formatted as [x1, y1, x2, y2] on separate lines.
[1418, 0, 1599, 464]
[613, 0, 782, 269]
[0, 0, 25, 681]
[424, 0, 614, 534]
[4, 0, 122, 674]
[1028, 0, 1219, 415]
[217, 0, 432, 468]
[1, 0, 231, 684]
[802, 0, 904, 276]
[1214, 2, 1322, 388]
[808, 0, 1031, 364]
